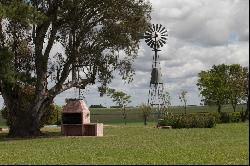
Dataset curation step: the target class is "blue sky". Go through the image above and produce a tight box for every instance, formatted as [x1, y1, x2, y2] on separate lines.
[0, 0, 249, 108]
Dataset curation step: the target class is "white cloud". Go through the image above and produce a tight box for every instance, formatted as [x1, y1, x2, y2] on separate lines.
[0, 0, 249, 108]
[151, 0, 249, 46]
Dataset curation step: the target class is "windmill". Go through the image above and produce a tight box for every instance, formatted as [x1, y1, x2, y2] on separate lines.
[144, 24, 168, 126]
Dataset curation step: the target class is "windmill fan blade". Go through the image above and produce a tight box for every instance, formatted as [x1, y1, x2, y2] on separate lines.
[160, 26, 166, 33]
[159, 40, 164, 45]
[150, 40, 155, 47]
[146, 43, 152, 48]
[145, 32, 152, 36]
[159, 39, 167, 44]
[144, 34, 152, 37]
[159, 41, 164, 47]
[156, 24, 159, 31]
[161, 37, 167, 40]
[144, 36, 152, 40]
[147, 40, 153, 46]
[162, 29, 168, 34]
[161, 34, 168, 37]
[150, 42, 155, 48]
[148, 26, 154, 32]
[152, 24, 156, 31]
[145, 38, 152, 43]
[158, 24, 163, 32]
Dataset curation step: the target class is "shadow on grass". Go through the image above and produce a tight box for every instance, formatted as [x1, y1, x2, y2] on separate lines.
[0, 122, 158, 142]
[0, 128, 63, 142]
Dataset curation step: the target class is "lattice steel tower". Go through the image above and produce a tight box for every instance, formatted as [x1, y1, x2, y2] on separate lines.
[144, 24, 168, 123]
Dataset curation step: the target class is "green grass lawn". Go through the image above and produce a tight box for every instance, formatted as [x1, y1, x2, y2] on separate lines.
[0, 122, 248, 165]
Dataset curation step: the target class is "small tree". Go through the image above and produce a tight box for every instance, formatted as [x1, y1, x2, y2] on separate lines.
[179, 90, 188, 114]
[106, 88, 131, 125]
[138, 103, 151, 125]
[161, 91, 171, 116]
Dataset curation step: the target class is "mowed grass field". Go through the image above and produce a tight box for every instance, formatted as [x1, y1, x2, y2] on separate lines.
[89, 104, 247, 124]
[0, 105, 249, 164]
[0, 122, 249, 165]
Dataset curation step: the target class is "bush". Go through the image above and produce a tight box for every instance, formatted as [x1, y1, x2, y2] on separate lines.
[219, 112, 230, 123]
[209, 112, 221, 123]
[230, 112, 241, 123]
[1, 107, 10, 126]
[218, 111, 246, 123]
[240, 111, 249, 122]
[40, 104, 62, 126]
[159, 113, 216, 129]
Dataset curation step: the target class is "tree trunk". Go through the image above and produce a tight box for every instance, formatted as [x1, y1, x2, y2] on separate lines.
[8, 110, 41, 137]
[184, 104, 187, 114]
[1, 84, 52, 137]
[218, 104, 221, 113]
[232, 104, 236, 112]
[247, 96, 249, 112]
[124, 114, 127, 125]
[231, 99, 237, 112]
[144, 116, 147, 125]
[245, 97, 249, 120]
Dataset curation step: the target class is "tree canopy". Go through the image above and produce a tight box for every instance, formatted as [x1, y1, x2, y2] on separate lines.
[106, 88, 131, 108]
[0, 0, 151, 137]
[106, 88, 131, 125]
[197, 64, 249, 113]
[179, 90, 187, 114]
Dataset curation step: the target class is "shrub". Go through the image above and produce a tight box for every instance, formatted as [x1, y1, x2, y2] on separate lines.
[219, 112, 230, 123]
[240, 111, 249, 122]
[218, 111, 246, 123]
[40, 104, 62, 126]
[1, 107, 10, 126]
[209, 112, 221, 123]
[230, 112, 241, 123]
[159, 113, 216, 129]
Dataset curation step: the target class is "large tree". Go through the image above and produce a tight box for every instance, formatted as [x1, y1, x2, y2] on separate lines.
[197, 64, 249, 113]
[197, 64, 230, 113]
[227, 64, 249, 112]
[0, 0, 151, 137]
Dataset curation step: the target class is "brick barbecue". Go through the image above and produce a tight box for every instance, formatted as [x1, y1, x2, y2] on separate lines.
[61, 99, 103, 136]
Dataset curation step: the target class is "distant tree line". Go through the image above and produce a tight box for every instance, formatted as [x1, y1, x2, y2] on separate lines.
[89, 104, 106, 108]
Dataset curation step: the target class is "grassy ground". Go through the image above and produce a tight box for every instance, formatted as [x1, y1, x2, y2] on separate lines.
[89, 104, 247, 124]
[0, 122, 248, 165]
